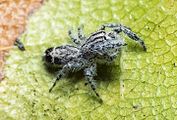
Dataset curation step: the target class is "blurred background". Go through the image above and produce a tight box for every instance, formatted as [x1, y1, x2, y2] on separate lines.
[0, 0, 43, 80]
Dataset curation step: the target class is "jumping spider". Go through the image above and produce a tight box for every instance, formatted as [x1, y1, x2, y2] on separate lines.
[43, 23, 146, 98]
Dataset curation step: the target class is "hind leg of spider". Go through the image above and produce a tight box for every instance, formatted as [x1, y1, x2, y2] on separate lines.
[68, 29, 81, 46]
[78, 25, 86, 41]
[49, 69, 66, 92]
[49, 64, 71, 92]
[84, 64, 100, 98]
[49, 60, 85, 92]
[99, 23, 146, 51]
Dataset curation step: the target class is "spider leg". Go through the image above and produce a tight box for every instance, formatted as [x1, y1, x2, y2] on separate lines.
[84, 63, 100, 97]
[78, 24, 86, 41]
[100, 23, 146, 51]
[49, 65, 69, 92]
[118, 25, 146, 51]
[49, 60, 85, 92]
[68, 29, 81, 45]
[99, 23, 122, 31]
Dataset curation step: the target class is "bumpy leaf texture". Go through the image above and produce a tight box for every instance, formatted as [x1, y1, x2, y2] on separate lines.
[0, 0, 177, 119]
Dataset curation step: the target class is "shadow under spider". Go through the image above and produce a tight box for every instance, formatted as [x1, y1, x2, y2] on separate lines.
[44, 62, 121, 102]
[44, 56, 121, 85]
[43, 54, 123, 102]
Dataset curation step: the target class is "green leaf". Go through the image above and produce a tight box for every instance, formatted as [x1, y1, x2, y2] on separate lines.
[1, 0, 177, 119]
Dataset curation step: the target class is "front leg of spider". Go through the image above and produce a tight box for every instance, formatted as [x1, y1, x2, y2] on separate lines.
[100, 23, 146, 51]
[119, 25, 146, 51]
[84, 64, 100, 98]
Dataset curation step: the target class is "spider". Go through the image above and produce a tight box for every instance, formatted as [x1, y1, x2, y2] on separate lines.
[43, 23, 146, 98]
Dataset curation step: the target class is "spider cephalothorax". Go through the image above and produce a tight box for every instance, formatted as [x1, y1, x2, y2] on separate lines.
[43, 23, 146, 98]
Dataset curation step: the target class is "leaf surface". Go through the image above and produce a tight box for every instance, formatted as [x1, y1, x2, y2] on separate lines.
[1, 0, 177, 119]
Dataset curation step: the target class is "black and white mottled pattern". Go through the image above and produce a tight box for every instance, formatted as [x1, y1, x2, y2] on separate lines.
[43, 23, 146, 98]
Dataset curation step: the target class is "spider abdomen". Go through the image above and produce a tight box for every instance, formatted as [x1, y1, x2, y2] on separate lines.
[43, 45, 80, 67]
